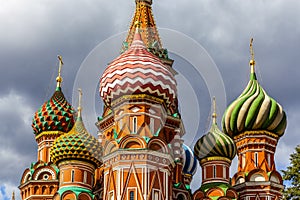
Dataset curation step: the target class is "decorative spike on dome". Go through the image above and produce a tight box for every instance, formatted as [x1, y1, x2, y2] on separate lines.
[212, 96, 217, 124]
[125, 0, 162, 50]
[222, 39, 287, 138]
[32, 56, 75, 136]
[56, 55, 64, 88]
[50, 89, 102, 167]
[249, 38, 256, 74]
[77, 88, 83, 119]
[194, 98, 237, 161]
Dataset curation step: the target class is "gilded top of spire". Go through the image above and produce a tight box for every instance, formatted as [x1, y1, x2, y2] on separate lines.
[212, 97, 217, 124]
[56, 55, 64, 88]
[249, 38, 256, 74]
[77, 88, 83, 119]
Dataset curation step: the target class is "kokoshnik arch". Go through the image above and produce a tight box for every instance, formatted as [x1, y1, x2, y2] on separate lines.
[19, 0, 287, 199]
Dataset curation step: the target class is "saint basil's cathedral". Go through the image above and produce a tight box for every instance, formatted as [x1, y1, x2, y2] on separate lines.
[19, 0, 287, 199]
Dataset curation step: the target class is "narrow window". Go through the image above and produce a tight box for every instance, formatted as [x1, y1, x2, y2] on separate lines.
[267, 153, 271, 168]
[83, 171, 87, 183]
[203, 166, 206, 179]
[61, 172, 64, 183]
[242, 153, 246, 168]
[154, 190, 159, 200]
[254, 152, 259, 167]
[130, 191, 134, 200]
[71, 170, 75, 182]
[213, 165, 216, 178]
[132, 117, 137, 133]
[150, 118, 154, 134]
[223, 165, 226, 179]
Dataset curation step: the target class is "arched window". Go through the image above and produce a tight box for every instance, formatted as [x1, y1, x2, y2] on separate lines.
[177, 194, 185, 200]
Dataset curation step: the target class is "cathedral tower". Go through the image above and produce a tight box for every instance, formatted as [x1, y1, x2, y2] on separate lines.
[95, 1, 194, 199]
[193, 98, 238, 200]
[222, 39, 287, 199]
[19, 56, 75, 200]
[50, 89, 102, 200]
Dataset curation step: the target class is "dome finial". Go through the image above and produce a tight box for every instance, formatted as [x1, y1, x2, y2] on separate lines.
[212, 96, 217, 124]
[77, 88, 83, 119]
[56, 55, 64, 88]
[249, 38, 256, 74]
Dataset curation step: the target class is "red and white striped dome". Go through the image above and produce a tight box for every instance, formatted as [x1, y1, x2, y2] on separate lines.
[99, 30, 177, 106]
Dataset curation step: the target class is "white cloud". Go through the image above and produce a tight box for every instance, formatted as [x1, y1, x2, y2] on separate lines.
[0, 90, 35, 200]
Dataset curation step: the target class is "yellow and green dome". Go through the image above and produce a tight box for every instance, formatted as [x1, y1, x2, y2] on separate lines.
[194, 122, 237, 161]
[50, 117, 102, 167]
[32, 87, 75, 136]
[222, 64, 287, 138]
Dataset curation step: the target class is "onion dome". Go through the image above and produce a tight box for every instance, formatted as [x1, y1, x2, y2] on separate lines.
[32, 56, 75, 136]
[182, 144, 197, 175]
[50, 89, 102, 167]
[194, 98, 236, 161]
[99, 29, 177, 107]
[222, 39, 287, 138]
[194, 123, 237, 161]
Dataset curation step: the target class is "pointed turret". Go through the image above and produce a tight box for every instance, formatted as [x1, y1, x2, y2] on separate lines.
[122, 0, 173, 66]
[50, 89, 102, 200]
[193, 98, 238, 200]
[222, 39, 286, 199]
[124, 0, 162, 50]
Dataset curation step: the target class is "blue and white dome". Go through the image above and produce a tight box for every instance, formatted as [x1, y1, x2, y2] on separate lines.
[182, 144, 197, 175]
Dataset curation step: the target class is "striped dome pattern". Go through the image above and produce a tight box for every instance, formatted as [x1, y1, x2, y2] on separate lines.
[222, 71, 287, 138]
[194, 123, 236, 161]
[50, 118, 102, 167]
[32, 87, 75, 136]
[99, 31, 177, 106]
[182, 144, 197, 175]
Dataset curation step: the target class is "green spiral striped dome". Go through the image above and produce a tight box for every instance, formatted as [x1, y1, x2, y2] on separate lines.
[194, 123, 236, 161]
[32, 87, 75, 136]
[50, 117, 102, 167]
[222, 67, 287, 138]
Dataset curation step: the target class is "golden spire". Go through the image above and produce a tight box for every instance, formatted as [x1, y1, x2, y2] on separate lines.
[125, 0, 162, 49]
[56, 55, 64, 88]
[78, 88, 83, 118]
[212, 97, 217, 124]
[249, 38, 256, 73]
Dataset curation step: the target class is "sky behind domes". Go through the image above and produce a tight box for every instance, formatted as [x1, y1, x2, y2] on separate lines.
[0, 0, 300, 199]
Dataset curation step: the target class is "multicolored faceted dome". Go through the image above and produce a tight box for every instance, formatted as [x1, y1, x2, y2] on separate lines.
[99, 30, 177, 107]
[222, 64, 287, 138]
[32, 87, 75, 136]
[194, 123, 237, 161]
[50, 116, 102, 167]
[182, 144, 197, 175]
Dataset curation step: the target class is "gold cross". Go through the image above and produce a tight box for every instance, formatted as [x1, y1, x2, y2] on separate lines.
[56, 55, 64, 87]
[250, 38, 254, 61]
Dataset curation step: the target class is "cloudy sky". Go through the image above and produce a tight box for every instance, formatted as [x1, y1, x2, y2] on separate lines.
[1, 0, 300, 199]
